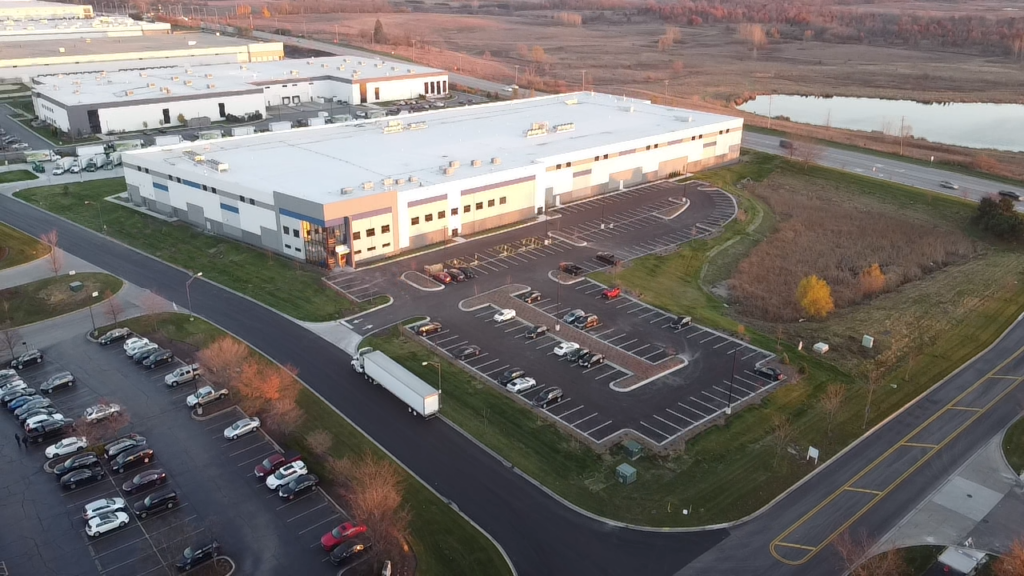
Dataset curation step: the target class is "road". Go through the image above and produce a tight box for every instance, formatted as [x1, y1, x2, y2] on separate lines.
[743, 131, 1024, 206]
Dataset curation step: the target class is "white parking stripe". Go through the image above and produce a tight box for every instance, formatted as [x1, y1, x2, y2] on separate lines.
[666, 408, 694, 423]
[640, 421, 669, 438]
[555, 405, 584, 419]
[572, 413, 598, 426]
[700, 334, 719, 344]
[297, 513, 341, 535]
[628, 344, 650, 354]
[742, 350, 761, 360]
[713, 340, 731, 349]
[679, 402, 710, 418]
[691, 396, 719, 411]
[654, 415, 683, 431]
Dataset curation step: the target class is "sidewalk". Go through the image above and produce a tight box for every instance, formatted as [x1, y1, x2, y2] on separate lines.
[0, 250, 101, 290]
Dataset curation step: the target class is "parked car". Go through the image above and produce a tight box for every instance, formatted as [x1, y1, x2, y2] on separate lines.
[0, 387, 33, 404]
[321, 521, 368, 551]
[143, 350, 174, 369]
[573, 314, 599, 329]
[575, 350, 593, 366]
[54, 452, 99, 476]
[779, 139, 794, 150]
[27, 419, 73, 444]
[85, 512, 129, 537]
[553, 342, 580, 357]
[560, 262, 585, 276]
[525, 325, 548, 339]
[278, 473, 319, 500]
[446, 268, 466, 282]
[17, 405, 57, 423]
[61, 465, 105, 490]
[186, 386, 228, 408]
[566, 347, 589, 363]
[224, 417, 261, 440]
[23, 411, 64, 428]
[939, 180, 959, 190]
[0, 378, 25, 394]
[125, 341, 157, 358]
[506, 377, 537, 393]
[83, 497, 126, 521]
[755, 366, 786, 382]
[105, 434, 146, 460]
[457, 266, 477, 279]
[521, 291, 542, 304]
[497, 368, 526, 386]
[562, 309, 585, 324]
[580, 353, 605, 368]
[112, 446, 155, 474]
[122, 469, 167, 494]
[14, 398, 52, 417]
[454, 345, 481, 360]
[165, 364, 201, 387]
[84, 403, 121, 422]
[669, 316, 692, 330]
[123, 337, 149, 352]
[8, 394, 43, 411]
[133, 488, 178, 518]
[432, 272, 452, 284]
[329, 541, 372, 566]
[999, 190, 1023, 201]
[254, 450, 302, 479]
[45, 436, 88, 459]
[41, 371, 75, 394]
[0, 369, 21, 384]
[266, 461, 308, 490]
[10, 350, 43, 370]
[175, 540, 220, 572]
[493, 309, 516, 323]
[413, 322, 443, 336]
[532, 387, 563, 408]
[595, 252, 619, 266]
[98, 328, 132, 345]
[133, 346, 162, 363]
[601, 287, 621, 300]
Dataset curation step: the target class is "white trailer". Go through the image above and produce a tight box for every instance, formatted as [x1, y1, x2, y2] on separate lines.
[75, 144, 106, 157]
[351, 349, 439, 418]
[153, 135, 183, 146]
[230, 126, 255, 137]
[269, 121, 292, 132]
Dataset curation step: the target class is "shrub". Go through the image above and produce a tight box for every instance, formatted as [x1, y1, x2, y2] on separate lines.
[797, 275, 835, 319]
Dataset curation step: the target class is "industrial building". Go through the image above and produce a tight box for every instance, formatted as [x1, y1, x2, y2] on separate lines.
[122, 92, 742, 269]
[32, 56, 448, 134]
[0, 15, 170, 41]
[0, 0, 93, 20]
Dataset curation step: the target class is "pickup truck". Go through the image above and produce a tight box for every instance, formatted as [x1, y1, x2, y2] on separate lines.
[185, 385, 228, 408]
[165, 364, 200, 387]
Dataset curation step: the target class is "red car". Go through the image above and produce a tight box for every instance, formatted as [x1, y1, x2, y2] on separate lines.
[321, 521, 367, 551]
[432, 272, 452, 284]
[254, 450, 302, 480]
[601, 287, 621, 300]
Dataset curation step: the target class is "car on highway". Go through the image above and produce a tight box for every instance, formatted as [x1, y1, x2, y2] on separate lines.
[999, 190, 1022, 201]
[595, 252, 619, 266]
[133, 488, 179, 518]
[60, 465, 105, 490]
[83, 497, 127, 521]
[601, 287, 621, 300]
[506, 377, 537, 393]
[778, 139, 794, 150]
[502, 84, 519, 93]
[497, 368, 526, 386]
[532, 387, 563, 408]
[525, 325, 548, 339]
[669, 315, 692, 330]
[84, 403, 121, 422]
[0, 387, 32, 404]
[446, 268, 466, 282]
[553, 342, 580, 357]
[10, 349, 43, 370]
[493, 309, 516, 323]
[54, 452, 99, 476]
[186, 386, 228, 408]
[45, 436, 88, 459]
[266, 461, 308, 490]
[112, 446, 155, 474]
[562, 309, 585, 324]
[321, 522, 368, 551]
[432, 271, 452, 284]
[40, 371, 75, 394]
[413, 322, 443, 336]
[454, 345, 481, 360]
[85, 512, 130, 537]
[580, 353, 605, 368]
[175, 540, 220, 572]
[521, 291, 542, 304]
[939, 180, 959, 190]
[105, 434, 146, 460]
[143, 350, 175, 369]
[98, 327, 132, 345]
[224, 417, 261, 440]
[329, 540, 372, 566]
[122, 469, 167, 494]
[255, 451, 302, 479]
[754, 366, 786, 382]
[278, 473, 319, 500]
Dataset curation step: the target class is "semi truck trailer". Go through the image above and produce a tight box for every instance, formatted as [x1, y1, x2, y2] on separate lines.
[351, 349, 439, 418]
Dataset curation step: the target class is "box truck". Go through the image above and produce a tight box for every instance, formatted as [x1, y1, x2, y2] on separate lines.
[76, 144, 106, 158]
[351, 349, 439, 418]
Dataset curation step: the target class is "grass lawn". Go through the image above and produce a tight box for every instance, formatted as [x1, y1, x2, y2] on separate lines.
[0, 272, 122, 327]
[104, 313, 512, 576]
[1002, 417, 1024, 476]
[0, 222, 49, 270]
[0, 170, 38, 184]
[14, 179, 384, 322]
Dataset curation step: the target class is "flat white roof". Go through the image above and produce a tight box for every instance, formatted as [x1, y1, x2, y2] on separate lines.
[33, 55, 446, 106]
[0, 15, 168, 36]
[128, 92, 742, 205]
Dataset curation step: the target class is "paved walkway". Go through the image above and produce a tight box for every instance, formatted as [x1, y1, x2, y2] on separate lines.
[0, 251, 101, 290]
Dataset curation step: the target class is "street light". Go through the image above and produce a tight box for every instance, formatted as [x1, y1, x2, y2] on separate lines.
[87, 291, 99, 337]
[725, 350, 738, 415]
[84, 200, 105, 233]
[186, 272, 202, 320]
[421, 361, 441, 394]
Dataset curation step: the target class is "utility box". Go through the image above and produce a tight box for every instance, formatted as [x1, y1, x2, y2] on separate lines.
[68, 281, 84, 293]
[622, 440, 643, 461]
[615, 463, 637, 485]
[813, 342, 830, 355]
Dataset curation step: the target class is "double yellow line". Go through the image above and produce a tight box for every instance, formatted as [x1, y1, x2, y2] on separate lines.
[770, 344, 1024, 565]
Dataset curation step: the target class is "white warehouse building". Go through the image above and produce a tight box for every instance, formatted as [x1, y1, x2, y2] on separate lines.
[31, 56, 448, 135]
[122, 92, 742, 269]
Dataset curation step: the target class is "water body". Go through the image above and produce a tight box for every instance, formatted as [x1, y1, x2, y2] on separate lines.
[737, 95, 1024, 153]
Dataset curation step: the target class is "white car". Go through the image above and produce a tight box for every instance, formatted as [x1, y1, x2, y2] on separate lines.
[45, 436, 88, 459]
[123, 337, 149, 351]
[24, 413, 64, 430]
[84, 404, 121, 422]
[224, 417, 261, 440]
[127, 343, 158, 358]
[266, 461, 308, 490]
[85, 511, 129, 537]
[939, 180, 959, 190]
[506, 377, 537, 394]
[83, 497, 126, 521]
[0, 379, 26, 394]
[124, 340, 153, 356]
[493, 309, 516, 323]
[553, 342, 580, 356]
[502, 84, 519, 92]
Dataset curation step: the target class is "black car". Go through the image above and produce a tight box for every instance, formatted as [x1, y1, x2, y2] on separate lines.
[10, 350, 43, 370]
[454, 345, 481, 360]
[133, 347, 164, 363]
[54, 452, 99, 476]
[98, 328, 132, 345]
[14, 398, 52, 418]
[566, 347, 589, 363]
[595, 252, 619, 266]
[580, 353, 605, 368]
[457, 266, 477, 279]
[560, 262, 585, 276]
[525, 325, 548, 339]
[532, 387, 563, 408]
[522, 291, 542, 304]
[668, 316, 692, 330]
[113, 446, 155, 474]
[27, 419, 73, 444]
[414, 322, 443, 336]
[122, 469, 167, 494]
[562, 309, 586, 324]
[497, 368, 526, 386]
[575, 350, 593, 366]
[0, 387, 34, 404]
[175, 540, 220, 572]
[999, 190, 1022, 201]
[278, 473, 319, 500]
[329, 540, 372, 566]
[573, 314, 599, 329]
[755, 366, 786, 382]
[446, 268, 466, 282]
[41, 371, 75, 394]
[105, 434, 147, 460]
[133, 488, 178, 518]
[143, 350, 174, 369]
[60, 465, 105, 490]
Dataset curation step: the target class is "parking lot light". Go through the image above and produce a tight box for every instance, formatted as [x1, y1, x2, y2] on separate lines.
[87, 291, 99, 337]
[421, 361, 441, 394]
[186, 272, 203, 320]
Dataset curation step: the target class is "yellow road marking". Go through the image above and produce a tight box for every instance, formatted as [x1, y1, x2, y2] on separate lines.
[774, 542, 816, 551]
[844, 487, 882, 495]
[987, 375, 1021, 379]
[949, 406, 982, 411]
[902, 442, 938, 448]
[769, 345, 1024, 566]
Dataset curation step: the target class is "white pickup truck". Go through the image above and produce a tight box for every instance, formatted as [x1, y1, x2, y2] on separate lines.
[164, 363, 200, 387]
[186, 385, 228, 408]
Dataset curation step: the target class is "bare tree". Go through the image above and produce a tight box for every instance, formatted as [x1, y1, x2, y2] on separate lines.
[769, 413, 794, 468]
[738, 23, 767, 58]
[833, 530, 908, 576]
[305, 429, 333, 458]
[793, 140, 825, 169]
[337, 452, 411, 570]
[1, 322, 21, 361]
[78, 408, 131, 445]
[819, 384, 846, 437]
[137, 290, 166, 333]
[993, 537, 1024, 576]
[103, 290, 123, 327]
[39, 230, 62, 276]
[863, 368, 885, 429]
[196, 337, 250, 387]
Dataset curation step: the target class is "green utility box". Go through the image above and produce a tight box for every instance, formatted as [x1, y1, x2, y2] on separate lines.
[615, 463, 637, 485]
[68, 281, 84, 293]
[622, 440, 643, 461]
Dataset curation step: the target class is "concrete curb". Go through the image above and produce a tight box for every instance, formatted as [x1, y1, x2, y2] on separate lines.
[0, 248, 51, 276]
[218, 556, 236, 575]
[400, 270, 444, 292]
[457, 284, 530, 312]
[655, 197, 690, 220]
[338, 294, 393, 324]
[999, 416, 1024, 482]
[547, 269, 587, 285]
[190, 404, 237, 422]
[609, 359, 686, 392]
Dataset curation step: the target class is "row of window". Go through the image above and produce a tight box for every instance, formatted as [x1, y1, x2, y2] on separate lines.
[353, 242, 391, 256]
[551, 128, 732, 170]
[411, 197, 508, 226]
[352, 224, 390, 241]
[282, 225, 301, 239]
[283, 243, 302, 253]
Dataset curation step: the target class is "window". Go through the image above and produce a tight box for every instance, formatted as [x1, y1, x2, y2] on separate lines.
[726, 128, 731, 133]
[500, 197, 507, 205]
[293, 229, 299, 238]
[719, 130, 723, 135]
[382, 242, 391, 248]
[145, 168, 149, 174]
[475, 202, 483, 210]
[354, 250, 362, 255]
[691, 136, 696, 141]
[381, 224, 390, 234]
[566, 161, 572, 167]
[285, 243, 292, 249]
[699, 134, 703, 139]
[646, 145, 651, 150]
[366, 228, 375, 237]
[212, 187, 217, 193]
[202, 184, 208, 191]
[654, 143, 659, 148]
[425, 213, 433, 222]
[295, 247, 301, 252]
[438, 210, 445, 219]
[595, 156, 600, 162]
[603, 154, 609, 160]
[487, 199, 495, 208]
[464, 205, 471, 213]
[556, 163, 562, 169]
[451, 207, 458, 216]
[239, 195, 246, 203]
[249, 199, 255, 206]
[411, 217, 420, 226]
[283, 226, 290, 235]
[352, 231, 361, 240]
[366, 246, 376, 252]
[374, 87, 380, 100]
[175, 177, 181, 183]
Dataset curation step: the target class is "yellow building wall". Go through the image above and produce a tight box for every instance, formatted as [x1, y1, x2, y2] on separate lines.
[350, 212, 396, 261]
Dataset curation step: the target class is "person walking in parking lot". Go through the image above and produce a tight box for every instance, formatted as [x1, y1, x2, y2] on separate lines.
[14, 432, 22, 447]
[21, 435, 28, 448]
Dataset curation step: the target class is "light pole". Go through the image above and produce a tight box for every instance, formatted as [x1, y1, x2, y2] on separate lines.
[514, 65, 520, 86]
[581, 70, 586, 92]
[84, 200, 105, 233]
[421, 361, 441, 393]
[186, 271, 202, 320]
[87, 291, 99, 337]
[725, 350, 738, 415]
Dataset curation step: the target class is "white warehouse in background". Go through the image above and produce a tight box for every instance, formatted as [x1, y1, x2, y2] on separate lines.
[31, 56, 448, 135]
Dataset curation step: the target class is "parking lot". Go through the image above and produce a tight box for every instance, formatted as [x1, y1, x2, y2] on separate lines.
[0, 333, 345, 576]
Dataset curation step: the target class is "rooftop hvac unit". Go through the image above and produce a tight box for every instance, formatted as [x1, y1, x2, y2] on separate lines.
[408, 121, 427, 131]
[192, 155, 205, 162]
[408, 68, 414, 73]
[147, 82, 156, 88]
[307, 60, 313, 65]
[491, 157, 502, 165]
[341, 187, 354, 194]
[382, 121, 403, 135]
[207, 84, 216, 89]
[396, 178, 406, 186]
[383, 177, 394, 186]
[172, 76, 179, 81]
[58, 47, 65, 53]
[471, 159, 482, 167]
[392, 66, 399, 71]
[322, 63, 329, 68]
[139, 71, 147, 77]
[449, 160, 460, 168]
[72, 80, 80, 85]
[564, 98, 578, 105]
[205, 73, 213, 79]
[553, 122, 575, 133]
[185, 68, 192, 74]
[239, 65, 247, 71]
[344, 58, 351, 62]
[184, 80, 193, 86]
[125, 90, 134, 96]
[290, 70, 299, 76]
[73, 89, 80, 94]
[443, 167, 456, 176]
[409, 176, 419, 183]
[358, 60, 365, 65]
[375, 63, 383, 68]
[205, 159, 229, 172]
[338, 65, 345, 70]
[362, 181, 374, 190]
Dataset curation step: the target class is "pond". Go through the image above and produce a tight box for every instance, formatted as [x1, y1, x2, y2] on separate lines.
[737, 95, 1024, 153]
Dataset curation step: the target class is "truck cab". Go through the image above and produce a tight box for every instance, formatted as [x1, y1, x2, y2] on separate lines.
[165, 363, 201, 387]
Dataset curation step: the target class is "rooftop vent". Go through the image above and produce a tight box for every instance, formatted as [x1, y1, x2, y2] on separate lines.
[407, 121, 427, 131]
[449, 160, 460, 168]
[553, 122, 575, 133]
[341, 187, 354, 194]
[443, 167, 456, 176]
[491, 157, 502, 165]
[471, 159, 482, 167]
[362, 181, 374, 190]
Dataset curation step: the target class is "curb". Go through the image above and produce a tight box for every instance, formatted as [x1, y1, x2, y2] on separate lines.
[457, 284, 530, 312]
[547, 269, 587, 285]
[190, 403, 237, 422]
[338, 294, 393, 324]
[1, 275, 126, 331]
[400, 271, 444, 292]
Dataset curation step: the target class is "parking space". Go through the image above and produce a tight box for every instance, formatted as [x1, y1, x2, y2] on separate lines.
[324, 272, 386, 301]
